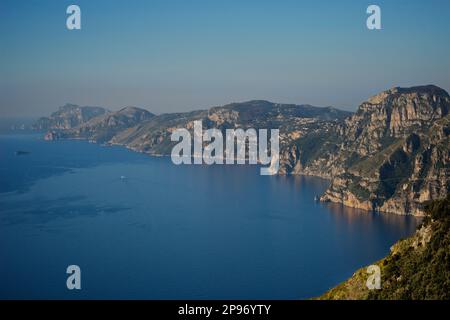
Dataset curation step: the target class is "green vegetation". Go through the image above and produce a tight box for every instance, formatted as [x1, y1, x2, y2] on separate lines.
[378, 148, 413, 199]
[319, 194, 450, 300]
[348, 181, 371, 200]
[350, 138, 404, 177]
[294, 131, 341, 166]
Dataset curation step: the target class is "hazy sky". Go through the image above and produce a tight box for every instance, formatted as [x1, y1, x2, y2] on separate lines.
[1, 0, 449, 117]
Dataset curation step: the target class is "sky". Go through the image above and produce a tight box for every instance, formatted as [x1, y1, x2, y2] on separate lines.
[1, 0, 449, 117]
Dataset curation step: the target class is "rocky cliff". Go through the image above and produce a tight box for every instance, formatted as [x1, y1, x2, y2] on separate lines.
[321, 86, 449, 215]
[278, 85, 449, 215]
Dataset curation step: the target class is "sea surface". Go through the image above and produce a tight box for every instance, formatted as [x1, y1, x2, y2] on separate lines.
[0, 134, 419, 299]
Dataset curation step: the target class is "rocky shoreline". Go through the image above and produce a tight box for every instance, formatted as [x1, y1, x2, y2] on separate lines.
[35, 85, 450, 216]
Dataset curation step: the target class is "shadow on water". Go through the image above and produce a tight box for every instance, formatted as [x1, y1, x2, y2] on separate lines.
[0, 134, 148, 194]
[0, 195, 131, 226]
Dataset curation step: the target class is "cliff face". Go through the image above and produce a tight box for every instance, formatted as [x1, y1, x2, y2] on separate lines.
[319, 194, 450, 300]
[277, 85, 449, 215]
[318, 86, 450, 216]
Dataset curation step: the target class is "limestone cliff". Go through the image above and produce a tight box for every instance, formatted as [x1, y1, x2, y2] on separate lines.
[281, 85, 449, 215]
[319, 86, 449, 216]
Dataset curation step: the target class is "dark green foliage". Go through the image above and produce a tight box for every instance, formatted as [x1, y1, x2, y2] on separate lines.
[368, 194, 450, 300]
[378, 149, 412, 199]
[295, 131, 341, 166]
[348, 179, 371, 200]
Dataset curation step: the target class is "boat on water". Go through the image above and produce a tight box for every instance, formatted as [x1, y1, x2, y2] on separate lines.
[15, 150, 31, 156]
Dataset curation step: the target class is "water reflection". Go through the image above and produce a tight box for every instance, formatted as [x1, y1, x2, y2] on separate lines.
[324, 201, 420, 235]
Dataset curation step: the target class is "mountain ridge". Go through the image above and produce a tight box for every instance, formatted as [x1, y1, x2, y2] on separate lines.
[36, 85, 450, 216]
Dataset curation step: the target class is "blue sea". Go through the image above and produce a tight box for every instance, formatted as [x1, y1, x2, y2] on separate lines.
[0, 134, 419, 299]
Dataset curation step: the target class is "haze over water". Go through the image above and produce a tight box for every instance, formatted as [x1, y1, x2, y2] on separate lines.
[0, 134, 419, 299]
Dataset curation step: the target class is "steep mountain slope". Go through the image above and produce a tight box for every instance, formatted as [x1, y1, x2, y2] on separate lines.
[281, 85, 450, 215]
[106, 101, 351, 155]
[42, 100, 350, 157]
[110, 109, 208, 154]
[319, 194, 450, 300]
[33, 104, 107, 130]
